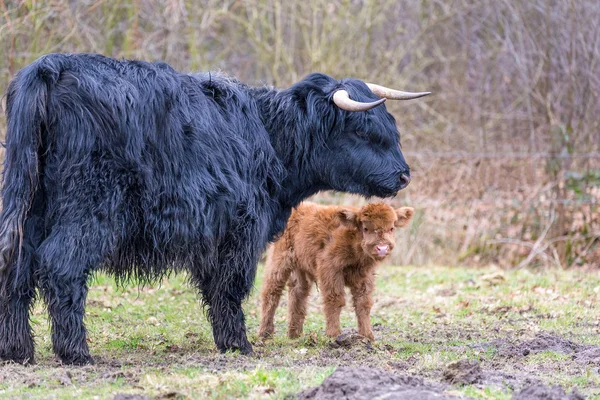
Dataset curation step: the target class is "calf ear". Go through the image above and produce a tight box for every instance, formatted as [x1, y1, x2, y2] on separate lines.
[337, 209, 357, 227]
[394, 207, 414, 227]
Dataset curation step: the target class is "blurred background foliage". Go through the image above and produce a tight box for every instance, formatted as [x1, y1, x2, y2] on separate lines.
[0, 0, 599, 268]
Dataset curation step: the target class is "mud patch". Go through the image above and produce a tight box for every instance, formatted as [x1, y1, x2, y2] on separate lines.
[331, 332, 373, 349]
[442, 359, 482, 385]
[512, 383, 585, 400]
[112, 394, 151, 400]
[297, 367, 462, 400]
[518, 332, 581, 355]
[573, 347, 600, 365]
[471, 331, 597, 359]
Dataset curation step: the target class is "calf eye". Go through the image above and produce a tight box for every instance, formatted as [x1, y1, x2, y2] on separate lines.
[390, 227, 395, 232]
[363, 227, 369, 232]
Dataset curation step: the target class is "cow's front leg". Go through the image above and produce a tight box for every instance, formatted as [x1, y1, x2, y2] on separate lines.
[205, 282, 253, 355]
[197, 232, 259, 354]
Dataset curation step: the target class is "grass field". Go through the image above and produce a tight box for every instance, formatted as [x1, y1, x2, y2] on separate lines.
[1, 264, 599, 399]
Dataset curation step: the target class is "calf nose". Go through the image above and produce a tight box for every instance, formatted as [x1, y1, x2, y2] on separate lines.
[376, 245, 389, 256]
[399, 173, 411, 190]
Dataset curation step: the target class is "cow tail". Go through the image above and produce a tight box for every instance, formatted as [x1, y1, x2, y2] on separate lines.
[0, 58, 57, 280]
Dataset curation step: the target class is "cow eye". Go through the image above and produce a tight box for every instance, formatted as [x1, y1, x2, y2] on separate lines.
[363, 227, 368, 232]
[390, 227, 395, 232]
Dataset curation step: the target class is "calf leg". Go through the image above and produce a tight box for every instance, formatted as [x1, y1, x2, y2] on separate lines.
[258, 250, 293, 338]
[287, 271, 312, 339]
[348, 272, 376, 341]
[319, 269, 346, 338]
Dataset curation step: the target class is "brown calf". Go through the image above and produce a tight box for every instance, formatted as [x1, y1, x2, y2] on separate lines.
[258, 202, 414, 341]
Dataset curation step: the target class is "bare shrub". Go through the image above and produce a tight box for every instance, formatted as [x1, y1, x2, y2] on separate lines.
[1, 0, 598, 267]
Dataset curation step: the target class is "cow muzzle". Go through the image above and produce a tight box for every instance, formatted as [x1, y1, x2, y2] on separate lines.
[399, 173, 411, 190]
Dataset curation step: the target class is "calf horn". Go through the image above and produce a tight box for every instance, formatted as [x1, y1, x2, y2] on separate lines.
[332, 90, 386, 112]
[366, 83, 431, 100]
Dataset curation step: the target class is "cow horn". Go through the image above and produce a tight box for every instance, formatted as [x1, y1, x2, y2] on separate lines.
[366, 83, 431, 100]
[332, 90, 386, 112]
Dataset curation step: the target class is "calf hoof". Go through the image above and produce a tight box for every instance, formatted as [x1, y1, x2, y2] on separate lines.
[325, 328, 342, 338]
[287, 330, 302, 339]
[257, 327, 274, 339]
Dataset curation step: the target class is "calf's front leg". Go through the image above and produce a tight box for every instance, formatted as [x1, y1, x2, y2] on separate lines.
[319, 268, 346, 338]
[348, 273, 376, 341]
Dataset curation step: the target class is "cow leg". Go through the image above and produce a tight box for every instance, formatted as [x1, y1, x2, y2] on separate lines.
[199, 231, 259, 355]
[38, 225, 105, 365]
[258, 251, 293, 339]
[0, 243, 37, 364]
[286, 270, 312, 339]
[201, 272, 254, 354]
[0, 270, 36, 364]
[0, 207, 45, 364]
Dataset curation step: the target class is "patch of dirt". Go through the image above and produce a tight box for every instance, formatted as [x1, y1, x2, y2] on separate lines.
[518, 332, 581, 355]
[512, 383, 585, 400]
[331, 332, 373, 349]
[573, 347, 600, 365]
[112, 394, 151, 400]
[471, 331, 598, 359]
[477, 370, 542, 393]
[442, 359, 482, 385]
[297, 367, 462, 400]
[3, 329, 597, 399]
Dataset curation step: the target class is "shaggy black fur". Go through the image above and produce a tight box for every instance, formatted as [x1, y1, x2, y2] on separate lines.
[0, 53, 411, 364]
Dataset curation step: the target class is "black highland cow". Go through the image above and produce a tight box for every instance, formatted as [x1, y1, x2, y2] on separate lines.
[0, 53, 429, 365]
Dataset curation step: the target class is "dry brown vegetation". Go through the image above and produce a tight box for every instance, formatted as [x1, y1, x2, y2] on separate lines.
[1, 0, 599, 268]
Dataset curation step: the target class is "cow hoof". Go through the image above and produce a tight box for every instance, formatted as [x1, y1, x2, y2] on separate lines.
[239, 345, 254, 356]
[219, 340, 254, 356]
[60, 353, 95, 366]
[0, 352, 35, 365]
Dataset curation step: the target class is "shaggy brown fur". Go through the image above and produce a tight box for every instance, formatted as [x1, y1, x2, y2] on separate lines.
[258, 202, 414, 340]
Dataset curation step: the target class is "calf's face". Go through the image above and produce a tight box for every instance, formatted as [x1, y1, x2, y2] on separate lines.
[340, 204, 414, 260]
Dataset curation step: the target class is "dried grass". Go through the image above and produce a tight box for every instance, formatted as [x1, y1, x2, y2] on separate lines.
[0, 0, 598, 268]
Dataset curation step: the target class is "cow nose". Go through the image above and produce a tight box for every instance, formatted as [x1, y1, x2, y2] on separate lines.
[399, 173, 411, 189]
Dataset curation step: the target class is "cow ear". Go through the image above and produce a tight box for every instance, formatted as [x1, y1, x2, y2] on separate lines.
[395, 207, 414, 227]
[338, 209, 357, 227]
